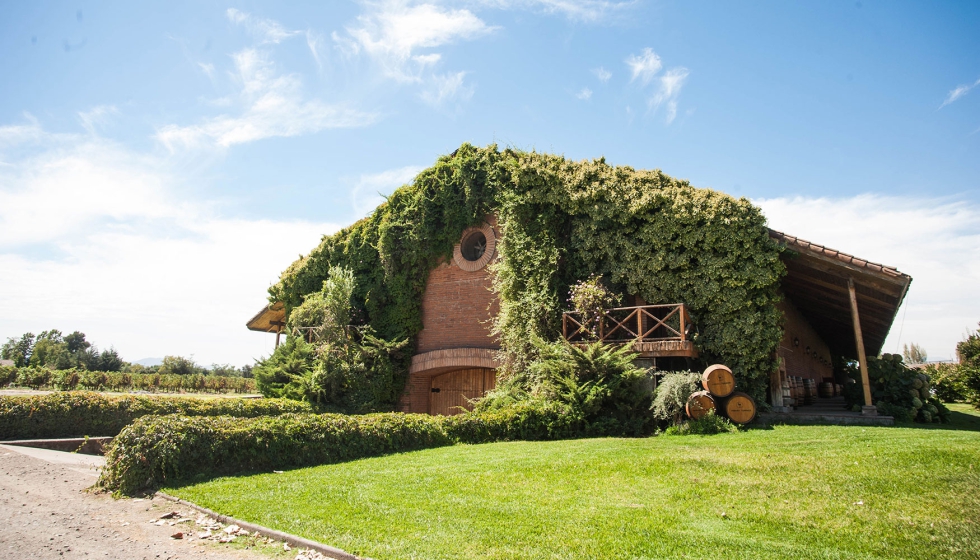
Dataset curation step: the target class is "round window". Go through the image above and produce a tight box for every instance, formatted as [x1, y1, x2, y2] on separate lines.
[460, 231, 487, 261]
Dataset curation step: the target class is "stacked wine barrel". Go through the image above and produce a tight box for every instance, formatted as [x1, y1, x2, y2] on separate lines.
[685, 364, 757, 424]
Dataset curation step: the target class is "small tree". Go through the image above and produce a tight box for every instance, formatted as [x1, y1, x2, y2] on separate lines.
[651, 371, 701, 425]
[567, 275, 621, 340]
[902, 343, 927, 364]
[957, 323, 980, 407]
[159, 355, 200, 376]
[1, 332, 36, 367]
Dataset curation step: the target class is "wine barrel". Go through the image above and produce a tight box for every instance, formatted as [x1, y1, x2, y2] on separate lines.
[685, 391, 716, 420]
[818, 382, 834, 398]
[803, 379, 816, 405]
[701, 364, 735, 398]
[723, 392, 757, 424]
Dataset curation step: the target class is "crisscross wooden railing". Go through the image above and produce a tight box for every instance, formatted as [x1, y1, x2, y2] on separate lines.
[562, 303, 692, 345]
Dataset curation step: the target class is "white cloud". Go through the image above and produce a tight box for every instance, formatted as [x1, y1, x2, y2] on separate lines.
[420, 71, 473, 106]
[226, 8, 301, 44]
[198, 62, 216, 83]
[77, 105, 119, 135]
[156, 48, 377, 150]
[576, 87, 592, 100]
[592, 66, 611, 82]
[350, 165, 424, 217]
[306, 30, 325, 70]
[337, 1, 493, 104]
[756, 194, 980, 361]
[649, 66, 689, 124]
[625, 47, 661, 85]
[0, 120, 338, 365]
[478, 0, 633, 22]
[939, 77, 980, 109]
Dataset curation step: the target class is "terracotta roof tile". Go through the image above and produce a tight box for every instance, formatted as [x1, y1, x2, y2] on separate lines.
[768, 229, 909, 280]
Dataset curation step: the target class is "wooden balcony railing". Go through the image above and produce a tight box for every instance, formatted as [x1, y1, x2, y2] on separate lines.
[562, 303, 692, 345]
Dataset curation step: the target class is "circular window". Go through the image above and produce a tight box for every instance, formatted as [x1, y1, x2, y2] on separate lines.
[460, 231, 487, 262]
[453, 222, 496, 272]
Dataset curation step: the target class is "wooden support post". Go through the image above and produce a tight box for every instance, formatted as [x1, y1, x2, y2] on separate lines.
[848, 278, 876, 415]
[275, 328, 281, 349]
[679, 306, 686, 341]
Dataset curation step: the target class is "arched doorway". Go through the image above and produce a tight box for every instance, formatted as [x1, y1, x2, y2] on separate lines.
[429, 368, 496, 416]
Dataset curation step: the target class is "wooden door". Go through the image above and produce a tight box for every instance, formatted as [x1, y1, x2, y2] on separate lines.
[429, 368, 496, 416]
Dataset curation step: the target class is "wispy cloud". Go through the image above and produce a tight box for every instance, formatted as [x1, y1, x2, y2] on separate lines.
[625, 47, 661, 85]
[226, 8, 301, 44]
[350, 165, 424, 217]
[624, 48, 688, 124]
[576, 87, 593, 100]
[939, 77, 980, 109]
[306, 30, 325, 70]
[338, 1, 494, 86]
[157, 43, 376, 150]
[757, 194, 980, 360]
[420, 71, 474, 107]
[649, 67, 689, 124]
[333, 1, 496, 106]
[77, 105, 119, 135]
[479, 0, 633, 22]
[0, 118, 338, 365]
[592, 66, 611, 82]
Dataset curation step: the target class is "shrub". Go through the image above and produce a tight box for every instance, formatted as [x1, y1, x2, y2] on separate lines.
[477, 340, 654, 436]
[16, 366, 51, 390]
[52, 368, 80, 390]
[651, 371, 701, 424]
[924, 362, 967, 403]
[0, 392, 316, 439]
[843, 354, 950, 423]
[97, 412, 452, 496]
[0, 365, 16, 387]
[663, 410, 739, 436]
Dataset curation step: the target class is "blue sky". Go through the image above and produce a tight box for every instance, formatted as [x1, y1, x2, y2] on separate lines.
[1, 1, 978, 365]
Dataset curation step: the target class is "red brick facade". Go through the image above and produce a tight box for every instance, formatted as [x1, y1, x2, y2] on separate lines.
[398, 219, 501, 414]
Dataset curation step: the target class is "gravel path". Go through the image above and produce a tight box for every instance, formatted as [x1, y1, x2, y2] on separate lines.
[0, 445, 271, 560]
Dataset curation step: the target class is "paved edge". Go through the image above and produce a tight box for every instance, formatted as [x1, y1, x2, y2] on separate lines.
[155, 491, 363, 560]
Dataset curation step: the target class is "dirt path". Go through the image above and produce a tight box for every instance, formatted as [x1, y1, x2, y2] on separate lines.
[0, 445, 272, 560]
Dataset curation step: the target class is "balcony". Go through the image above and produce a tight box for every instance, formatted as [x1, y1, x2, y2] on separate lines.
[561, 303, 698, 358]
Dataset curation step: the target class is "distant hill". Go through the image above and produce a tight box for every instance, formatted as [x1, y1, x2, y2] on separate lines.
[134, 357, 163, 367]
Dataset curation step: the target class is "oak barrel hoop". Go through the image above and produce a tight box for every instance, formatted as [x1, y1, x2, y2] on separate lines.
[686, 391, 716, 420]
[723, 392, 757, 424]
[701, 364, 735, 398]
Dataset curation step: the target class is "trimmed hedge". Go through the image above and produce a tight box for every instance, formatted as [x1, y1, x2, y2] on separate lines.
[96, 402, 630, 495]
[0, 392, 315, 440]
[98, 413, 452, 495]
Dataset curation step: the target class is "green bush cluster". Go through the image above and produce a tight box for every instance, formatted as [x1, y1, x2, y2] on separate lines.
[97, 412, 452, 496]
[97, 397, 634, 495]
[662, 410, 739, 436]
[650, 371, 701, 424]
[843, 354, 950, 423]
[0, 367, 256, 394]
[0, 392, 314, 439]
[268, 144, 785, 405]
[475, 340, 655, 437]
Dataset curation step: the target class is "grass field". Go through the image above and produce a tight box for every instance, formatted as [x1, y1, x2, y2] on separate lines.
[168, 407, 980, 560]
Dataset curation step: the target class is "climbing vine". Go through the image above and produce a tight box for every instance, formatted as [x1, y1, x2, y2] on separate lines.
[269, 144, 785, 405]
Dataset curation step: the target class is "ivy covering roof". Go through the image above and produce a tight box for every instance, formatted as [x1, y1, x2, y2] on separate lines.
[270, 144, 790, 400]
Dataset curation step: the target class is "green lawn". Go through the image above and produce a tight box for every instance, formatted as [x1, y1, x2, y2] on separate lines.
[169, 410, 980, 560]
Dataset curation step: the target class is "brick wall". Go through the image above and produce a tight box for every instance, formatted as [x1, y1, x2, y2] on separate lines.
[399, 218, 501, 413]
[777, 299, 834, 382]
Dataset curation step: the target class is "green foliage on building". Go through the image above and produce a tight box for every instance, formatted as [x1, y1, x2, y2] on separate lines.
[268, 144, 786, 403]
